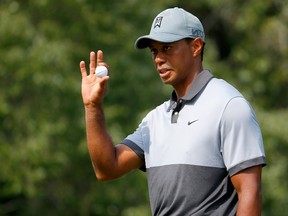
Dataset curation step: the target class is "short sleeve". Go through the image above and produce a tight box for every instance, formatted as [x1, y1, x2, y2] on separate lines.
[121, 125, 145, 162]
[120, 117, 150, 171]
[220, 97, 266, 176]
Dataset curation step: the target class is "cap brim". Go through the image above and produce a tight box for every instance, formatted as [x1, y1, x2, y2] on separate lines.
[135, 33, 188, 49]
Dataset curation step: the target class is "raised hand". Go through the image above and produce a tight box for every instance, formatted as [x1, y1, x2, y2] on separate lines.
[79, 50, 110, 107]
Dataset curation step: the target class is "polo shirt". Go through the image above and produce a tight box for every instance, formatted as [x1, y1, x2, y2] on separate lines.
[121, 69, 266, 216]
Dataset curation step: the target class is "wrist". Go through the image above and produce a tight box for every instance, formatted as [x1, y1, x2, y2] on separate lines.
[85, 103, 106, 126]
[84, 103, 102, 112]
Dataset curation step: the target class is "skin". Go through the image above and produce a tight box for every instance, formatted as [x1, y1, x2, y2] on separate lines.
[149, 38, 203, 97]
[231, 166, 263, 216]
[79, 38, 263, 215]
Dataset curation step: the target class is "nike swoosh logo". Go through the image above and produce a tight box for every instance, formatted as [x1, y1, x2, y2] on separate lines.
[188, 120, 199, 125]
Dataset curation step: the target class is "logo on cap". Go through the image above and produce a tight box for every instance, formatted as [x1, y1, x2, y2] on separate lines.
[191, 28, 204, 39]
[154, 16, 163, 28]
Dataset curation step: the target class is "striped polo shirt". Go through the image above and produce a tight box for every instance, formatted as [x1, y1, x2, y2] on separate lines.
[121, 69, 266, 216]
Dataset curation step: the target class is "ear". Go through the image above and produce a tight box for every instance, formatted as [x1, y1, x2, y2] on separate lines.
[191, 37, 203, 58]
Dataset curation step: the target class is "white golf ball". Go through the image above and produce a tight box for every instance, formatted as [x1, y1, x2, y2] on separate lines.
[95, 65, 108, 77]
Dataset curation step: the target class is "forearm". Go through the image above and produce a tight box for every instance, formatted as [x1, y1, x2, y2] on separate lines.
[85, 105, 116, 180]
[236, 180, 262, 216]
[236, 185, 262, 215]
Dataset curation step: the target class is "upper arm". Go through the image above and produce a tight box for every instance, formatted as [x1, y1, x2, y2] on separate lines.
[115, 144, 144, 174]
[231, 165, 263, 215]
[231, 165, 262, 194]
[99, 115, 147, 180]
[95, 144, 144, 181]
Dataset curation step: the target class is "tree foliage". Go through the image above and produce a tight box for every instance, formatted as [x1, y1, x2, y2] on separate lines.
[0, 0, 287, 215]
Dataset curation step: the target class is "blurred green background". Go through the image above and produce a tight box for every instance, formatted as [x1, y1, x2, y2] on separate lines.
[0, 0, 287, 215]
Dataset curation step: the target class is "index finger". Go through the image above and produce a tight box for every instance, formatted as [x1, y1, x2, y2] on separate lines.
[79, 61, 87, 77]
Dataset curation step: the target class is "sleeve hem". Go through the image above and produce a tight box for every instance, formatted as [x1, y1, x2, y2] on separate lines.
[228, 156, 266, 176]
[121, 139, 146, 172]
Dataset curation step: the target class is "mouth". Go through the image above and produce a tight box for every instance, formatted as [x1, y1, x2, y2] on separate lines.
[158, 68, 172, 77]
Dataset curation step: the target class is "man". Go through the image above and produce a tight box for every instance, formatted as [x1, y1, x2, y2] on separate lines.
[80, 7, 266, 216]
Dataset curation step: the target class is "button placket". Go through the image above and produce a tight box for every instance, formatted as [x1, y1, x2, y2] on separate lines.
[171, 99, 185, 124]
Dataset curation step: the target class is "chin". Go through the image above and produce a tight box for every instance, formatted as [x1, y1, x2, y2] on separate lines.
[160, 79, 172, 85]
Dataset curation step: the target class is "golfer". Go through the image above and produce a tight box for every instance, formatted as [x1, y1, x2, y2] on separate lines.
[80, 7, 266, 216]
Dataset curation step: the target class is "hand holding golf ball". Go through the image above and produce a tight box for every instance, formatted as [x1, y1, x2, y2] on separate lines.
[95, 65, 108, 77]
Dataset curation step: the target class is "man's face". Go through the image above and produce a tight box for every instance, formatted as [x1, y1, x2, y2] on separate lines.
[149, 39, 197, 91]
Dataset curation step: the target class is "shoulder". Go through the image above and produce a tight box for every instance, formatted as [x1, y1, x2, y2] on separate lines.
[199, 77, 257, 124]
[206, 78, 256, 122]
[207, 78, 243, 99]
[222, 97, 256, 123]
[197, 77, 246, 114]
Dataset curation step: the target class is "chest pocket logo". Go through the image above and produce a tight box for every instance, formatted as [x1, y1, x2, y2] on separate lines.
[188, 119, 199, 125]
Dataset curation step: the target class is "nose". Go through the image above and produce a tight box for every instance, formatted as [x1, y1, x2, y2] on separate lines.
[154, 51, 166, 66]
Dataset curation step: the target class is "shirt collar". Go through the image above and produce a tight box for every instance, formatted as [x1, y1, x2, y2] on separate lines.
[167, 69, 214, 112]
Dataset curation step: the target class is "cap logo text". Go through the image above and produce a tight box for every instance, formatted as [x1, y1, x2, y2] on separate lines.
[191, 29, 204, 38]
[154, 16, 163, 28]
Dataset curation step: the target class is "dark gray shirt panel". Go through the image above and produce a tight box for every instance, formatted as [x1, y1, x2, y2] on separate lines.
[147, 164, 237, 216]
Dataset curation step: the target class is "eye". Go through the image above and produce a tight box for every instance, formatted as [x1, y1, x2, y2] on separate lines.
[150, 48, 157, 55]
[163, 45, 172, 52]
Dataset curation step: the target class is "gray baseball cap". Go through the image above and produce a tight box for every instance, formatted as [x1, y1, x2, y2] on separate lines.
[135, 7, 205, 49]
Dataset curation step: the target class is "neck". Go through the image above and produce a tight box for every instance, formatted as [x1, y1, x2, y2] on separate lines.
[174, 66, 203, 98]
